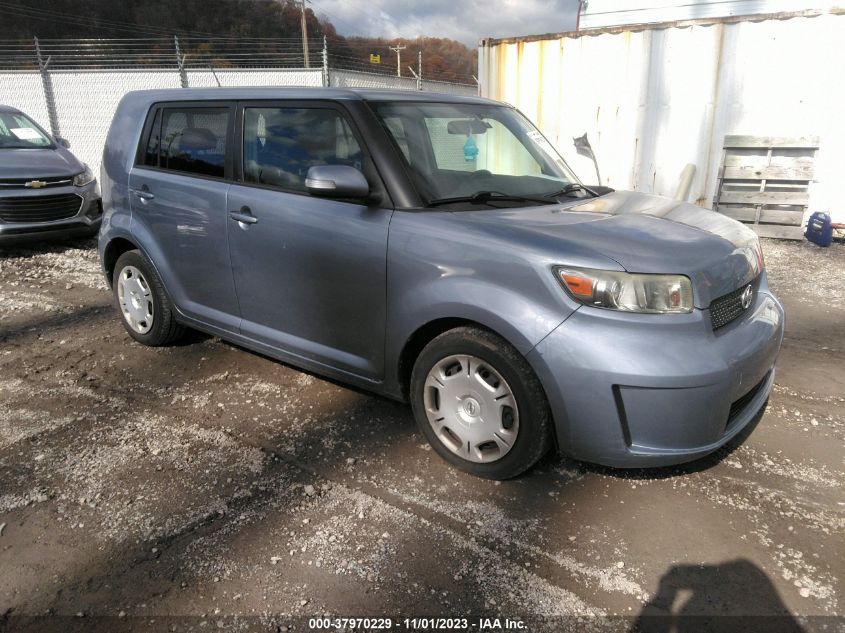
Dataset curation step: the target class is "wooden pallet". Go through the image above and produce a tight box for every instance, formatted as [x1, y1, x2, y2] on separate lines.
[714, 135, 819, 239]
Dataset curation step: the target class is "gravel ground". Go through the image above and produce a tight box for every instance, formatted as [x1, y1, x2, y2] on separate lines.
[0, 237, 842, 632]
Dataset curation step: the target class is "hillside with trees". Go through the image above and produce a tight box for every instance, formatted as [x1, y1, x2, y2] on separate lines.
[343, 37, 476, 83]
[0, 0, 477, 82]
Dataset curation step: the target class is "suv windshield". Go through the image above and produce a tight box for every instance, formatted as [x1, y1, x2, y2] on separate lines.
[0, 112, 53, 149]
[373, 102, 579, 206]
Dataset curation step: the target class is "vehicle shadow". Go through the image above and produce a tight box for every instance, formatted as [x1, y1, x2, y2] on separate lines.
[0, 236, 96, 258]
[630, 559, 806, 633]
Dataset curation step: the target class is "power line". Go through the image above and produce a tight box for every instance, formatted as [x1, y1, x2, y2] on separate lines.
[0, 35, 475, 81]
[305, 0, 405, 39]
[303, 0, 363, 36]
[0, 1, 476, 80]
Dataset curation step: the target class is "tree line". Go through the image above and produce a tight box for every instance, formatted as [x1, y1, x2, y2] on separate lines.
[0, 0, 477, 82]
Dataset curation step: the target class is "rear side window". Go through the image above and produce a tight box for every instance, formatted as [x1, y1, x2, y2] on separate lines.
[141, 106, 229, 178]
[242, 107, 362, 192]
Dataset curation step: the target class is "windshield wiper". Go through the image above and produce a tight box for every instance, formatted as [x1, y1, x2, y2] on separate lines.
[427, 190, 552, 207]
[543, 182, 601, 199]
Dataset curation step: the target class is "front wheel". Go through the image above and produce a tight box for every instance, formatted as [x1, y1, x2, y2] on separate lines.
[112, 249, 184, 346]
[410, 326, 552, 479]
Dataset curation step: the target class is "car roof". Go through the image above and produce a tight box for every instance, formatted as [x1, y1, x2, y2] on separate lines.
[0, 104, 23, 114]
[120, 87, 500, 106]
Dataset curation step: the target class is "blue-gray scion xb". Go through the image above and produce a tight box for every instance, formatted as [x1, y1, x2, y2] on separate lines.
[99, 88, 784, 479]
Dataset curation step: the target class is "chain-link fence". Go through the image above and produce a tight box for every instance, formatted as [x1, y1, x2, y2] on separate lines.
[0, 37, 477, 175]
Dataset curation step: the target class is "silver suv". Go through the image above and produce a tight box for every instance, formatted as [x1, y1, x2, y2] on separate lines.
[99, 88, 784, 479]
[0, 105, 101, 243]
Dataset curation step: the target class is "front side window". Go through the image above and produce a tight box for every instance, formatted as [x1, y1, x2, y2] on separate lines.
[149, 107, 229, 178]
[0, 112, 52, 149]
[374, 102, 579, 203]
[381, 116, 410, 162]
[243, 107, 363, 192]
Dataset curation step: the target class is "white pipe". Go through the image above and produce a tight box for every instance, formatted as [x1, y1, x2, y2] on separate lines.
[674, 163, 696, 202]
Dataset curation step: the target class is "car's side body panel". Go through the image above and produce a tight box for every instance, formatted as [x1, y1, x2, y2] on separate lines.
[99, 93, 150, 267]
[380, 208, 622, 397]
[128, 169, 239, 331]
[227, 183, 393, 379]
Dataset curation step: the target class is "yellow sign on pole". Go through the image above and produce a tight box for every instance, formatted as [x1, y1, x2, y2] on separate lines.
[369, 54, 381, 64]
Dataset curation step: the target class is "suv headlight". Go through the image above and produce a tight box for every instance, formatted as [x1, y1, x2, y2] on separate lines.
[73, 164, 94, 187]
[555, 266, 693, 314]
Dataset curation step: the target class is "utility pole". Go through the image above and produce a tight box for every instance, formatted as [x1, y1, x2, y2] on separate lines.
[299, 0, 310, 68]
[389, 42, 406, 77]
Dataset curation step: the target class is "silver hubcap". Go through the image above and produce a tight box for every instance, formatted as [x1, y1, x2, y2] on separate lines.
[423, 354, 519, 463]
[117, 265, 154, 334]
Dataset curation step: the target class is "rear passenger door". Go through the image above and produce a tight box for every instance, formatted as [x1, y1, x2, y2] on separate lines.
[226, 101, 393, 380]
[129, 102, 239, 330]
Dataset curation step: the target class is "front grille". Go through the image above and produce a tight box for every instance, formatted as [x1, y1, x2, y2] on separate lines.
[0, 193, 83, 223]
[709, 277, 759, 330]
[726, 372, 769, 430]
[0, 176, 74, 189]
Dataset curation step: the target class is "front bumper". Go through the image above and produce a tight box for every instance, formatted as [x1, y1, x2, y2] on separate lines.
[527, 273, 784, 468]
[0, 181, 102, 244]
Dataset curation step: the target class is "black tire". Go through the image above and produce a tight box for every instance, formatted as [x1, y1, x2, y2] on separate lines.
[112, 249, 184, 346]
[410, 326, 552, 479]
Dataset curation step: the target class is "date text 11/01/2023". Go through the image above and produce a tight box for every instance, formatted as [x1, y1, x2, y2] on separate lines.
[308, 617, 527, 630]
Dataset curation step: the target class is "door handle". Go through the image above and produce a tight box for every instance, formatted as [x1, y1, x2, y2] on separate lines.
[132, 189, 155, 201]
[229, 207, 258, 225]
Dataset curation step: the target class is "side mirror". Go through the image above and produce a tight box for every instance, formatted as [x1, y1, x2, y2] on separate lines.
[56, 137, 70, 149]
[305, 165, 369, 199]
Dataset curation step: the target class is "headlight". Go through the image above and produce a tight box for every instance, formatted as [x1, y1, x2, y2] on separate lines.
[73, 164, 94, 187]
[554, 266, 693, 314]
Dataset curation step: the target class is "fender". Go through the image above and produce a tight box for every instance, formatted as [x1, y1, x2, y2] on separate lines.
[384, 276, 575, 399]
[381, 209, 618, 398]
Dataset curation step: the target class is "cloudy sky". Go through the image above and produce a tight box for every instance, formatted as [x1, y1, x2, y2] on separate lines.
[310, 0, 581, 46]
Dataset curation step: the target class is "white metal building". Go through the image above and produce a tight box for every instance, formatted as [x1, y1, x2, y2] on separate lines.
[579, 0, 842, 29]
[478, 7, 845, 227]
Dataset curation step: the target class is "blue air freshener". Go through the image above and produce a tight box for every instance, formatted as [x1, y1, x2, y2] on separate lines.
[463, 135, 479, 161]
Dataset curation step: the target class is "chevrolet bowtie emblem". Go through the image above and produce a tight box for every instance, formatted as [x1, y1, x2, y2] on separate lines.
[25, 180, 47, 189]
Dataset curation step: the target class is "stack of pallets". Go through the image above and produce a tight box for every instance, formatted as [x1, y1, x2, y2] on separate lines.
[714, 135, 819, 240]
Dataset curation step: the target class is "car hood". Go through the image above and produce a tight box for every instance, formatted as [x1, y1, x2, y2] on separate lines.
[0, 147, 84, 178]
[459, 190, 763, 308]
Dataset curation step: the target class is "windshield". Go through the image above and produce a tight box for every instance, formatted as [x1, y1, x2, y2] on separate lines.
[373, 102, 579, 205]
[0, 112, 53, 149]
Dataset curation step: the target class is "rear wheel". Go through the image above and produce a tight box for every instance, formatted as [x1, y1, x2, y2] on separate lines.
[410, 326, 552, 479]
[113, 250, 183, 346]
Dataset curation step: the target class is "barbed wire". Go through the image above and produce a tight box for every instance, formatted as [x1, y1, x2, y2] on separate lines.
[0, 36, 476, 84]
